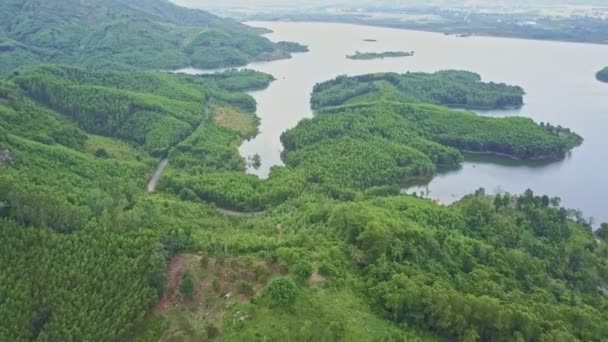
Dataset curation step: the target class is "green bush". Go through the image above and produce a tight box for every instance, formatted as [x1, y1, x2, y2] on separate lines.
[95, 148, 110, 159]
[265, 277, 297, 306]
[293, 261, 314, 281]
[318, 261, 337, 277]
[179, 274, 195, 299]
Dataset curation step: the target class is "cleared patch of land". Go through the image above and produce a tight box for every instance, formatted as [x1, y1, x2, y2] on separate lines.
[145, 254, 280, 341]
[85, 135, 153, 162]
[212, 105, 258, 138]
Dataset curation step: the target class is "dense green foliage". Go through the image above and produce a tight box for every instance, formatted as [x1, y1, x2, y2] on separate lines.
[13, 66, 271, 155]
[0, 0, 306, 74]
[0, 65, 272, 341]
[265, 277, 298, 306]
[281, 101, 581, 190]
[206, 69, 275, 92]
[346, 50, 414, 60]
[0, 220, 162, 341]
[326, 191, 608, 341]
[136, 189, 608, 341]
[311, 70, 525, 110]
[280, 72, 583, 192]
[597, 67, 608, 83]
[160, 167, 308, 212]
[283, 135, 437, 189]
[1, 57, 605, 342]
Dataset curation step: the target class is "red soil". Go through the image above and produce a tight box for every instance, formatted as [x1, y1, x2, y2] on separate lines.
[153, 254, 184, 315]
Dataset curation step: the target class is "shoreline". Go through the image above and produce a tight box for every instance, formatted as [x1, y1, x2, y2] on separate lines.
[461, 149, 558, 161]
[248, 19, 608, 47]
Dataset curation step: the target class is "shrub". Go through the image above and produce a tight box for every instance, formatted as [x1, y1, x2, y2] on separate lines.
[179, 274, 195, 299]
[179, 188, 198, 201]
[293, 260, 313, 281]
[318, 261, 337, 277]
[265, 277, 297, 306]
[95, 148, 110, 158]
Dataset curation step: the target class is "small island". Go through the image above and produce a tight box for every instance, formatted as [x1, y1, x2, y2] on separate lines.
[346, 51, 414, 60]
[596, 67, 608, 82]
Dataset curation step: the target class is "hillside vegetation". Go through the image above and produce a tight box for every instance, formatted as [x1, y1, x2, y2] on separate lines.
[0, 64, 606, 342]
[0, 0, 307, 74]
[311, 71, 525, 110]
[274, 73, 582, 193]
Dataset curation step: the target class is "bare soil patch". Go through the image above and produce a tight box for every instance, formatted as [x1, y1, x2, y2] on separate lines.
[153, 254, 184, 315]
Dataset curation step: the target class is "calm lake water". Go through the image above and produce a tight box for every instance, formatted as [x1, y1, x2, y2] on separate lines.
[181, 21, 608, 224]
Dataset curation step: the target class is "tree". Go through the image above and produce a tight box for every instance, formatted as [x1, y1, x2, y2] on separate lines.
[265, 277, 297, 306]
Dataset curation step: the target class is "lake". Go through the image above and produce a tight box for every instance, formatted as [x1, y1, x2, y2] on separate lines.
[180, 21, 608, 224]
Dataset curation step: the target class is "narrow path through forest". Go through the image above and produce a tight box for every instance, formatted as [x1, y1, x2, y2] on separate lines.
[147, 158, 169, 193]
[216, 207, 265, 218]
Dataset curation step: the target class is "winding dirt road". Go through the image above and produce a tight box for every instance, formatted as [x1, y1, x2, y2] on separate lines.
[147, 158, 169, 193]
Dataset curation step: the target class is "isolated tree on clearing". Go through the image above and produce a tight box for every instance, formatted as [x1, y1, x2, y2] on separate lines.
[180, 275, 195, 299]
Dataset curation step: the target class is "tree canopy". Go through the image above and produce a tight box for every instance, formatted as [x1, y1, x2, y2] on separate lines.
[311, 71, 525, 110]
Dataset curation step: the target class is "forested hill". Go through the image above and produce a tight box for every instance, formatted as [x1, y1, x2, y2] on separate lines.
[114, 0, 249, 30]
[597, 67, 608, 83]
[311, 70, 525, 110]
[1, 65, 607, 341]
[0, 0, 307, 74]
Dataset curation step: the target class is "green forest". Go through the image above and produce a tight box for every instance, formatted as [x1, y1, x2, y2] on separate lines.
[0, 62, 605, 341]
[311, 71, 525, 110]
[1, 2, 607, 341]
[0, 0, 307, 74]
[275, 73, 582, 194]
[597, 67, 608, 82]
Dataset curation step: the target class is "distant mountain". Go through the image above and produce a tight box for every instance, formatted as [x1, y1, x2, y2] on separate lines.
[117, 0, 250, 30]
[172, 0, 608, 10]
[0, 0, 305, 74]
